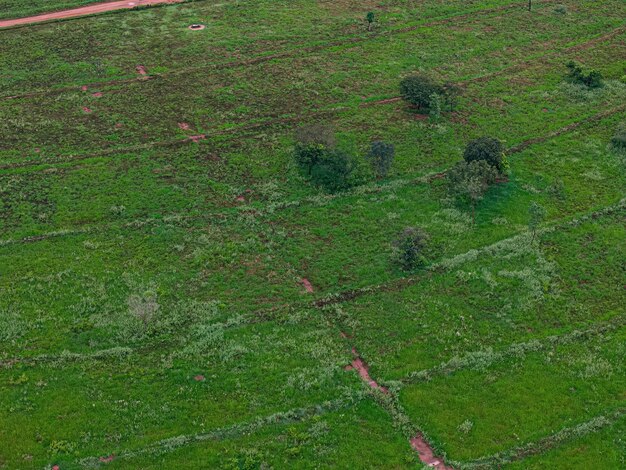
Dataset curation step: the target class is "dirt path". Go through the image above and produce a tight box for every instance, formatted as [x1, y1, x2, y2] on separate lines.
[0, 0, 183, 29]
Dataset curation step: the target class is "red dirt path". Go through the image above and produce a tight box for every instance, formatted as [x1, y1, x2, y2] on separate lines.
[0, 0, 184, 29]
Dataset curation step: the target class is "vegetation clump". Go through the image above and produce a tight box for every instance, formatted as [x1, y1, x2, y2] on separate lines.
[400, 73, 458, 112]
[566, 61, 603, 88]
[448, 160, 498, 224]
[392, 227, 430, 271]
[293, 125, 355, 192]
[463, 137, 507, 174]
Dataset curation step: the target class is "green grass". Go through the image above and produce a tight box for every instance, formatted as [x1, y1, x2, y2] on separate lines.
[1, 0, 625, 468]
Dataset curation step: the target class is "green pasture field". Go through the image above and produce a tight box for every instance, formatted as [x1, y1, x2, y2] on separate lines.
[0, 0, 624, 468]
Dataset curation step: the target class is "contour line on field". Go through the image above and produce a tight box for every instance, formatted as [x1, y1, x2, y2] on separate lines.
[0, 0, 184, 28]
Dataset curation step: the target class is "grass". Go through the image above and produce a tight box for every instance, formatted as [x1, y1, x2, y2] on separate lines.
[0, 0, 625, 468]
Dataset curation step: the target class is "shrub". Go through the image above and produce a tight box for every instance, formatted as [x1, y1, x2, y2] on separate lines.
[566, 61, 603, 88]
[611, 123, 626, 149]
[448, 160, 499, 224]
[393, 227, 430, 271]
[310, 149, 355, 192]
[367, 141, 395, 179]
[294, 124, 336, 175]
[399, 74, 458, 112]
[463, 137, 507, 173]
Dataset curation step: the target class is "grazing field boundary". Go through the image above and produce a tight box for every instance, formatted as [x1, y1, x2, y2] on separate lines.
[451, 408, 625, 469]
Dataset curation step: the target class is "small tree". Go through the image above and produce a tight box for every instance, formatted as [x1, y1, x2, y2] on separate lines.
[294, 124, 336, 176]
[528, 202, 547, 243]
[393, 227, 429, 271]
[367, 141, 395, 179]
[463, 137, 507, 174]
[366, 12, 375, 31]
[447, 160, 498, 225]
[400, 74, 443, 111]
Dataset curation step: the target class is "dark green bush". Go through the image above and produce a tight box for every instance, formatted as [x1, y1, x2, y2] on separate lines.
[393, 227, 430, 271]
[566, 61, 603, 88]
[400, 74, 460, 112]
[309, 149, 355, 192]
[463, 137, 507, 173]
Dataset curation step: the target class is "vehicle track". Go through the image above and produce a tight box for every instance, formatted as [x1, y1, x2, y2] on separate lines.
[0, 0, 185, 29]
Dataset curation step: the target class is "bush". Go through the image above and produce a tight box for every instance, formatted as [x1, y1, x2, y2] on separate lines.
[309, 149, 355, 192]
[393, 227, 429, 271]
[367, 141, 395, 179]
[399, 74, 458, 111]
[463, 137, 507, 173]
[293, 124, 336, 175]
[447, 160, 499, 224]
[566, 61, 603, 88]
[611, 123, 626, 149]
[553, 4, 568, 14]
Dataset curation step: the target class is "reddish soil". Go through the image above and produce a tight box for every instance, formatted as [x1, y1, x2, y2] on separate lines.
[178, 122, 191, 130]
[414, 114, 429, 121]
[92, 92, 103, 97]
[236, 195, 246, 202]
[301, 278, 314, 293]
[136, 65, 148, 76]
[410, 435, 453, 469]
[82, 106, 92, 113]
[98, 454, 115, 463]
[193, 375, 205, 381]
[188, 134, 206, 143]
[0, 0, 184, 28]
[81, 85, 88, 91]
[347, 347, 388, 394]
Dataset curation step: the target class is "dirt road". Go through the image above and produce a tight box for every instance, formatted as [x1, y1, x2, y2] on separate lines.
[0, 0, 184, 28]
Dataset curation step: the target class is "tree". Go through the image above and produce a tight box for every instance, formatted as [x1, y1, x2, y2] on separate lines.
[367, 141, 395, 179]
[400, 74, 443, 111]
[447, 160, 498, 224]
[463, 137, 507, 174]
[293, 124, 336, 176]
[528, 202, 546, 242]
[393, 227, 430, 271]
[366, 12, 375, 31]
